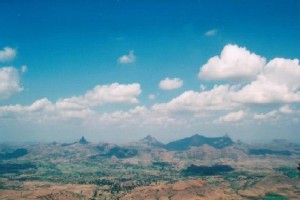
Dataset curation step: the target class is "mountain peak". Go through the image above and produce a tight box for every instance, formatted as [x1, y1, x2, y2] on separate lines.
[79, 136, 88, 145]
[223, 133, 230, 138]
[144, 134, 156, 140]
[138, 135, 164, 147]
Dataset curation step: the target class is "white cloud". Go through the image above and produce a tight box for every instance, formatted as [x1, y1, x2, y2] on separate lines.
[0, 83, 142, 120]
[159, 77, 183, 90]
[99, 106, 148, 124]
[253, 105, 295, 121]
[153, 46, 300, 118]
[0, 47, 16, 62]
[279, 105, 293, 114]
[0, 67, 23, 100]
[56, 83, 141, 111]
[0, 98, 55, 122]
[234, 58, 300, 104]
[253, 110, 278, 120]
[98, 106, 181, 127]
[58, 83, 141, 119]
[118, 50, 136, 64]
[205, 29, 218, 36]
[153, 85, 237, 113]
[218, 110, 246, 123]
[148, 94, 156, 100]
[198, 44, 266, 81]
[1, 44, 299, 139]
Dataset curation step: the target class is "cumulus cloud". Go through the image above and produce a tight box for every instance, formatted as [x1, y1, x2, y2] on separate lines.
[153, 85, 237, 113]
[218, 110, 246, 123]
[205, 29, 218, 36]
[0, 67, 23, 100]
[153, 44, 300, 124]
[98, 105, 182, 127]
[0, 83, 142, 120]
[0, 47, 16, 62]
[0, 97, 90, 121]
[64, 83, 141, 118]
[234, 58, 300, 104]
[1, 44, 299, 136]
[159, 77, 183, 90]
[118, 50, 136, 64]
[56, 83, 141, 110]
[198, 44, 266, 81]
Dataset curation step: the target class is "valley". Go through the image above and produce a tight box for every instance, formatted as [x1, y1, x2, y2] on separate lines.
[0, 134, 299, 199]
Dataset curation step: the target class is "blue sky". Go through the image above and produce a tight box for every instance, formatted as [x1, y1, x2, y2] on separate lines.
[0, 0, 299, 143]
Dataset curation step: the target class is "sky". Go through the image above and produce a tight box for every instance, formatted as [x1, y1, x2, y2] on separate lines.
[0, 0, 299, 143]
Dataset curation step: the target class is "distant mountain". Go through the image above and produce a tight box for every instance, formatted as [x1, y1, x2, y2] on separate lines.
[138, 135, 165, 148]
[165, 134, 234, 151]
[105, 146, 138, 158]
[79, 136, 88, 145]
[91, 146, 138, 159]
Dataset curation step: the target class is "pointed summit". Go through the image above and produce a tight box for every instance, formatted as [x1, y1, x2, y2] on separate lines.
[79, 136, 88, 144]
[143, 135, 157, 142]
[223, 133, 230, 138]
[138, 135, 164, 148]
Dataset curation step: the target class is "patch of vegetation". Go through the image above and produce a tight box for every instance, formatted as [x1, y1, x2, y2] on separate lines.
[275, 167, 298, 178]
[262, 192, 288, 200]
[249, 149, 291, 156]
[182, 164, 234, 176]
[91, 146, 138, 159]
[88, 178, 114, 186]
[107, 147, 138, 158]
[152, 162, 172, 168]
[61, 142, 76, 147]
[0, 181, 4, 189]
[0, 149, 28, 160]
[0, 163, 36, 173]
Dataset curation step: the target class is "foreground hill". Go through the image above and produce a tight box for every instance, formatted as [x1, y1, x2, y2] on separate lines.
[165, 134, 234, 151]
[122, 179, 241, 200]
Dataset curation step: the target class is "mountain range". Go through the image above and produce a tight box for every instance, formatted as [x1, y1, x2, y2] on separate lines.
[130, 133, 234, 150]
[164, 134, 234, 151]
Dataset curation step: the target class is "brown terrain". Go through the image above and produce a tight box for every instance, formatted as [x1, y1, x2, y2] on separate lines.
[0, 135, 299, 199]
[0, 182, 97, 200]
[122, 179, 241, 200]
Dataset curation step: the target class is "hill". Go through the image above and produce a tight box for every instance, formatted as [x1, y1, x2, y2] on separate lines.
[165, 134, 234, 151]
[136, 135, 165, 148]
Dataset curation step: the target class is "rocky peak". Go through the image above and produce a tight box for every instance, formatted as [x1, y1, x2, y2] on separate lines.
[79, 136, 88, 145]
[139, 135, 164, 147]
